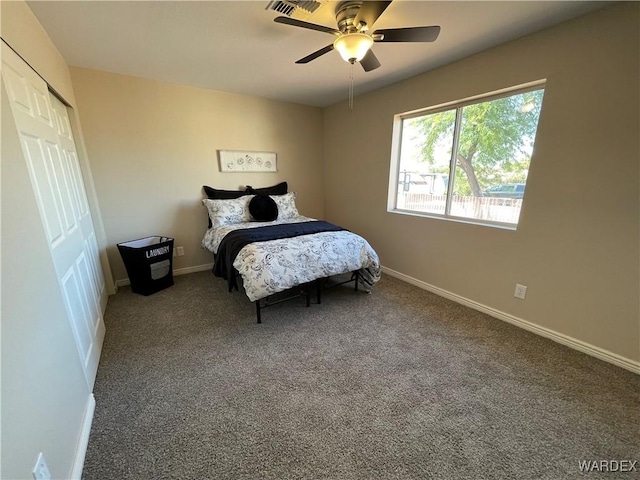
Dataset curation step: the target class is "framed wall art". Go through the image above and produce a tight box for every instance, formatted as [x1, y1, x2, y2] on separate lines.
[218, 150, 277, 173]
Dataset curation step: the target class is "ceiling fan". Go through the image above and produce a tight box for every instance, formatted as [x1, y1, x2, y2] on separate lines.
[274, 0, 441, 72]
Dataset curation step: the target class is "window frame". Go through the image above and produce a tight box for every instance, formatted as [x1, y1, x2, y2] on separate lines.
[388, 80, 546, 230]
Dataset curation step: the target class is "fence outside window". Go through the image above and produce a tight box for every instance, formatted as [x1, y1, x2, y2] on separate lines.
[397, 192, 523, 224]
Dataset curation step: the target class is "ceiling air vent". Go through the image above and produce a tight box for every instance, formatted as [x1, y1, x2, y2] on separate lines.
[266, 0, 323, 19]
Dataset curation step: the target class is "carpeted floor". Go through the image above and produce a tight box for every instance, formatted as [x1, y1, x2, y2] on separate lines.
[82, 271, 639, 479]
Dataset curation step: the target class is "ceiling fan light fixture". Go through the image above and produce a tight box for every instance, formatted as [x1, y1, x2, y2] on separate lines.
[333, 33, 373, 63]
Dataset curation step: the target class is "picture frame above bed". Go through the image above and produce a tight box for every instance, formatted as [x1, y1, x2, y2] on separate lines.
[218, 150, 277, 173]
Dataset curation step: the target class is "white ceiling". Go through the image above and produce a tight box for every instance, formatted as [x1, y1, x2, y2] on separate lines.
[27, 0, 609, 107]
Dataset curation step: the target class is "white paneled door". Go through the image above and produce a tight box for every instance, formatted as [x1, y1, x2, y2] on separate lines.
[1, 42, 106, 389]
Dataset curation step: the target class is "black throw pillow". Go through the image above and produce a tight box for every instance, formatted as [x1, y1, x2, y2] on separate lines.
[203, 185, 247, 199]
[249, 195, 278, 222]
[245, 181, 288, 196]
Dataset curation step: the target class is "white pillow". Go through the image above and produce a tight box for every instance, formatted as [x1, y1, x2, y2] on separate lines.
[271, 192, 299, 219]
[203, 195, 253, 227]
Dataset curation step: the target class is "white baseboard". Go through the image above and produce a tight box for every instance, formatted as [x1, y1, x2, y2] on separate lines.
[114, 263, 214, 288]
[381, 266, 640, 375]
[70, 393, 96, 479]
[173, 263, 214, 277]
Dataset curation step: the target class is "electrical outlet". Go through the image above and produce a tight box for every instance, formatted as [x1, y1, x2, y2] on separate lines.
[32, 452, 51, 480]
[514, 284, 527, 300]
[176, 246, 184, 257]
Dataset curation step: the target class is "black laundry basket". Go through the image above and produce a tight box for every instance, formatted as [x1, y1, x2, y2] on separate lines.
[117, 236, 174, 296]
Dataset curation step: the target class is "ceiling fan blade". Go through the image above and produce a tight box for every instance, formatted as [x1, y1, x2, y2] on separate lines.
[360, 50, 381, 72]
[296, 44, 335, 64]
[353, 1, 393, 31]
[274, 16, 340, 35]
[374, 26, 441, 43]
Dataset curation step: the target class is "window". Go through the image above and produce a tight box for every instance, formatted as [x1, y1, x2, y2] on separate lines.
[389, 82, 545, 228]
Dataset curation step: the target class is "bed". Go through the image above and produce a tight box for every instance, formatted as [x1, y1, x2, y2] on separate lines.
[201, 185, 381, 322]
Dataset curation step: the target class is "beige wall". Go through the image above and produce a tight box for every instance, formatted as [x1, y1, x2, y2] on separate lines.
[70, 68, 325, 282]
[323, 3, 639, 363]
[1, 2, 100, 478]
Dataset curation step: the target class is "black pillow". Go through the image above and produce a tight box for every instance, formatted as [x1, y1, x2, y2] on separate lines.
[245, 181, 287, 196]
[249, 195, 278, 222]
[203, 185, 246, 199]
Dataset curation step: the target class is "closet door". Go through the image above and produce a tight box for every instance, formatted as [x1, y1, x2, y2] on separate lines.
[1, 42, 105, 389]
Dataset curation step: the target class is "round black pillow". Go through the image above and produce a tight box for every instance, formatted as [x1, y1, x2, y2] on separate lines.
[249, 195, 278, 221]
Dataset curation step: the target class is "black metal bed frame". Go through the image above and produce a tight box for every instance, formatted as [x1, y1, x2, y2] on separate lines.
[254, 271, 359, 323]
[212, 255, 361, 323]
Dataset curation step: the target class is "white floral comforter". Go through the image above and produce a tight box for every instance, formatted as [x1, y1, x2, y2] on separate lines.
[201, 216, 381, 302]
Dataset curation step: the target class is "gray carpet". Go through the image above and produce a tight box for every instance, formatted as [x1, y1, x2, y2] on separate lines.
[83, 272, 639, 479]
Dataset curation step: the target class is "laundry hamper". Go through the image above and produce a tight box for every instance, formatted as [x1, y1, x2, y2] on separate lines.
[117, 236, 174, 295]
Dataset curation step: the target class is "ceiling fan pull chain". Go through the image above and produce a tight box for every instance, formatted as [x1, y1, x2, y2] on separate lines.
[349, 62, 354, 110]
